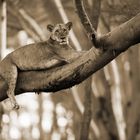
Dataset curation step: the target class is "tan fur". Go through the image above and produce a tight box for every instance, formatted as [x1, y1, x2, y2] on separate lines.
[0, 22, 73, 109]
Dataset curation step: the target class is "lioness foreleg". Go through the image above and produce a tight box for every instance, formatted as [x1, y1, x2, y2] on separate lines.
[6, 65, 19, 109]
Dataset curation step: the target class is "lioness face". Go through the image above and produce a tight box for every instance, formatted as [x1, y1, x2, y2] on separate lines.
[47, 22, 72, 44]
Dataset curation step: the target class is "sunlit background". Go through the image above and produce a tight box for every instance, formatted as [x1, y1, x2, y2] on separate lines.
[2, 93, 75, 140]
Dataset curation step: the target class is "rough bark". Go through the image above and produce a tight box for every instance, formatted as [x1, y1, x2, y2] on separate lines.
[0, 13, 140, 101]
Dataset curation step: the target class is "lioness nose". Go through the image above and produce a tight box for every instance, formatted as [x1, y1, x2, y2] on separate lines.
[61, 37, 65, 39]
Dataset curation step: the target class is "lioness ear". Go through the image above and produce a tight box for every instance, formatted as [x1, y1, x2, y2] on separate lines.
[47, 24, 54, 32]
[65, 22, 72, 30]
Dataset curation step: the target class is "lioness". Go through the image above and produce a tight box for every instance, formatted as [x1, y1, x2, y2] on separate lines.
[0, 22, 78, 109]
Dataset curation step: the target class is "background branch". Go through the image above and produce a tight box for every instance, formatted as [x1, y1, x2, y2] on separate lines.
[74, 0, 97, 45]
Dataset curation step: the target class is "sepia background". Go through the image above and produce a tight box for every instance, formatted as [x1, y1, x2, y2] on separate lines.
[0, 0, 140, 140]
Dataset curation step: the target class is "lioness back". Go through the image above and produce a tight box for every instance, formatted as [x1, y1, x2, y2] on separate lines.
[0, 42, 55, 70]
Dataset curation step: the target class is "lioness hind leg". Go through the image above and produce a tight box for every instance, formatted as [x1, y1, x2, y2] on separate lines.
[6, 65, 19, 109]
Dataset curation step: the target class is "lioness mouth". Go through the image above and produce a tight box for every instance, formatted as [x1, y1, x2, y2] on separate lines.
[60, 40, 67, 44]
[60, 37, 66, 43]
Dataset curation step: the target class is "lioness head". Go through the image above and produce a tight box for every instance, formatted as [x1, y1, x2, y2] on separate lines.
[47, 22, 72, 44]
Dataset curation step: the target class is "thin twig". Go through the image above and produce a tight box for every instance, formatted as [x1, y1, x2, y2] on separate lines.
[90, 0, 101, 30]
[74, 0, 97, 46]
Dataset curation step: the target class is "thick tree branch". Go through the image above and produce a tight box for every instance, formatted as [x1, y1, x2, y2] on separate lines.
[99, 13, 140, 51]
[0, 13, 140, 102]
